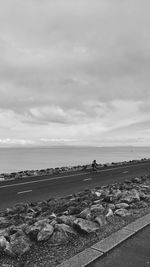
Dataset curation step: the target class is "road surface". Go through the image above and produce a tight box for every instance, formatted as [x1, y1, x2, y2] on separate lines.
[0, 161, 150, 211]
[89, 225, 150, 267]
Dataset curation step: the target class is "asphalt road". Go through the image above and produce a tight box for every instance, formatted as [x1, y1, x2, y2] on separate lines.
[89, 225, 150, 267]
[0, 161, 150, 211]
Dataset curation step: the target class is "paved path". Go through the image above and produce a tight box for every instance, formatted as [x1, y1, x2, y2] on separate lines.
[89, 225, 150, 267]
[0, 161, 150, 210]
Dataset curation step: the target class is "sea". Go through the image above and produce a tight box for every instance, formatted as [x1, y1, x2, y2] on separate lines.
[0, 146, 150, 174]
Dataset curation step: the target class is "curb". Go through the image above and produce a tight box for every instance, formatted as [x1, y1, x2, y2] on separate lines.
[57, 213, 150, 267]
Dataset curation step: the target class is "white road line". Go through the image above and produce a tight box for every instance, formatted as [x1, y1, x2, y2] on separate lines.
[122, 171, 129, 174]
[17, 190, 32, 194]
[0, 161, 149, 189]
[83, 178, 92, 181]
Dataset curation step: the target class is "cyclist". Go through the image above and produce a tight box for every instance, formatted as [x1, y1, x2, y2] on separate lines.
[92, 159, 98, 171]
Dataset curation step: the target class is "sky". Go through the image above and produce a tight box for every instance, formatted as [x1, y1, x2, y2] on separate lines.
[0, 0, 150, 147]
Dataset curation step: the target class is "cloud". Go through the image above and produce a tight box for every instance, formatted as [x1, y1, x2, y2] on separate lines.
[0, 0, 150, 146]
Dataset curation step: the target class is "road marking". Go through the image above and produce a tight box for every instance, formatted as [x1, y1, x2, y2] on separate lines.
[122, 171, 129, 174]
[17, 190, 32, 194]
[83, 178, 92, 181]
[0, 161, 149, 189]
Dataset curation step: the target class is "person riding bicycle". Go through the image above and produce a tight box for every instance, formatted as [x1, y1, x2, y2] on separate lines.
[92, 159, 98, 171]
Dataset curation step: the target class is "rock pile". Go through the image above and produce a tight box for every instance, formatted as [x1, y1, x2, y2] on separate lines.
[0, 174, 150, 259]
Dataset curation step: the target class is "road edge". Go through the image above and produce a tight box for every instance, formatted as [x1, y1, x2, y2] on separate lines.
[57, 213, 150, 267]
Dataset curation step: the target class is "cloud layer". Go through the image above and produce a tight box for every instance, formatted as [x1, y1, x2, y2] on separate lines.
[0, 0, 150, 146]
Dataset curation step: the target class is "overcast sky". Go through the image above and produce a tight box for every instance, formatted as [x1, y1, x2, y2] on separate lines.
[0, 0, 150, 147]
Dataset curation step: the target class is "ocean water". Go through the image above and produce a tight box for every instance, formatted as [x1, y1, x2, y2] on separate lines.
[0, 146, 150, 174]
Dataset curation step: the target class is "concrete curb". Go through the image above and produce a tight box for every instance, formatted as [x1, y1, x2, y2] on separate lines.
[57, 213, 150, 267]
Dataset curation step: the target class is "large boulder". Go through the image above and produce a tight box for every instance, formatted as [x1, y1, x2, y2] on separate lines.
[73, 218, 99, 233]
[37, 224, 54, 242]
[50, 227, 68, 244]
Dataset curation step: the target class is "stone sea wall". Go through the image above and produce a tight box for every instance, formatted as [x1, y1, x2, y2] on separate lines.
[0, 157, 149, 182]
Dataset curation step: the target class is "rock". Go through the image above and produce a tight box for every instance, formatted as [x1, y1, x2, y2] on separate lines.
[0, 236, 8, 251]
[73, 218, 99, 233]
[50, 219, 57, 227]
[105, 208, 113, 218]
[79, 208, 92, 220]
[107, 203, 116, 210]
[37, 224, 54, 242]
[90, 204, 104, 213]
[55, 223, 77, 236]
[103, 195, 113, 203]
[115, 208, 131, 217]
[57, 215, 76, 227]
[141, 185, 150, 189]
[25, 225, 41, 241]
[50, 228, 68, 244]
[0, 217, 11, 228]
[94, 215, 107, 227]
[0, 228, 10, 238]
[5, 235, 31, 257]
[67, 206, 81, 215]
[130, 201, 148, 209]
[34, 218, 50, 227]
[144, 195, 150, 202]
[14, 203, 28, 213]
[132, 177, 142, 183]
[112, 189, 122, 200]
[115, 203, 130, 209]
[48, 213, 56, 220]
[1, 264, 13, 267]
[94, 191, 102, 198]
[93, 200, 101, 204]
[121, 189, 140, 203]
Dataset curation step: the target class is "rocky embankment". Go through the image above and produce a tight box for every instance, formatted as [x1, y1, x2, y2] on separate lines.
[0, 175, 150, 267]
[0, 158, 148, 182]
